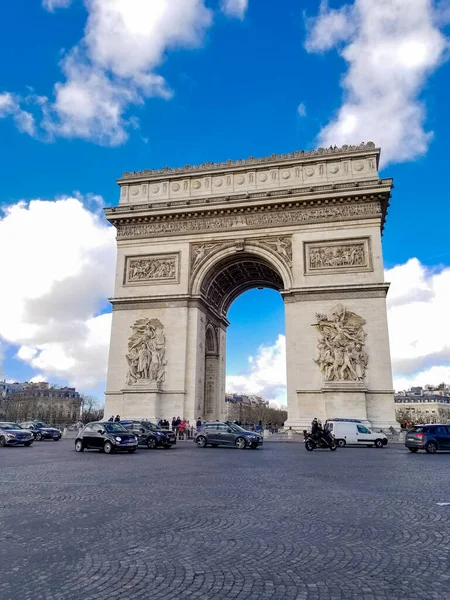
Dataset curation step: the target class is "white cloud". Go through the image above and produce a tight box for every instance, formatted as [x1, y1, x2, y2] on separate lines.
[386, 258, 450, 387]
[0, 92, 36, 136]
[297, 102, 307, 117]
[221, 0, 248, 19]
[305, 0, 448, 165]
[0, 196, 116, 389]
[227, 335, 287, 405]
[29, 374, 48, 383]
[4, 0, 213, 145]
[42, 0, 72, 10]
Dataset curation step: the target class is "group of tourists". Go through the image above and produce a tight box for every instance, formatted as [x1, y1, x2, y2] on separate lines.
[165, 416, 201, 440]
[107, 415, 121, 422]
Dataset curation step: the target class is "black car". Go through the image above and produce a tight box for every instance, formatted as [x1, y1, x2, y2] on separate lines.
[405, 424, 450, 454]
[0, 422, 34, 447]
[75, 422, 138, 454]
[195, 422, 264, 449]
[120, 420, 175, 449]
[20, 421, 62, 441]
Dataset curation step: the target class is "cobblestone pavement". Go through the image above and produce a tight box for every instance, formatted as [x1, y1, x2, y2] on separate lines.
[1, 441, 450, 600]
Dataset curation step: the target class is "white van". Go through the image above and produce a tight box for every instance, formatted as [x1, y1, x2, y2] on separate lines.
[325, 419, 388, 448]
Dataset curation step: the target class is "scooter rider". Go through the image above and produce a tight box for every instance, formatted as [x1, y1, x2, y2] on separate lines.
[311, 418, 319, 438]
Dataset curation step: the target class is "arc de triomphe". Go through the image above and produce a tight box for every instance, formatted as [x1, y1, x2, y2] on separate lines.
[104, 142, 397, 429]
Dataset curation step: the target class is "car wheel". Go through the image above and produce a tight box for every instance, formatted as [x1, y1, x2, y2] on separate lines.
[329, 441, 337, 451]
[374, 439, 384, 448]
[147, 437, 157, 449]
[408, 448, 419, 453]
[24, 442, 32, 447]
[127, 448, 137, 453]
[425, 441, 438, 454]
[235, 437, 246, 450]
[0, 437, 6, 447]
[211, 444, 219, 448]
[36, 432, 43, 441]
[305, 440, 315, 451]
[104, 441, 114, 454]
[196, 435, 207, 448]
[337, 439, 346, 448]
[75, 440, 84, 452]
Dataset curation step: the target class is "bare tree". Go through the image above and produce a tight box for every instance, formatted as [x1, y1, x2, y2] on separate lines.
[81, 395, 104, 423]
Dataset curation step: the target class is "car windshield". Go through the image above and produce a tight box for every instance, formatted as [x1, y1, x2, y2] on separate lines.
[228, 424, 245, 432]
[142, 421, 158, 431]
[104, 423, 127, 433]
[34, 422, 49, 428]
[0, 423, 23, 430]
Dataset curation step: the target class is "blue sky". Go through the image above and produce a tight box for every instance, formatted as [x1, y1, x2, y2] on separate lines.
[1, 0, 450, 404]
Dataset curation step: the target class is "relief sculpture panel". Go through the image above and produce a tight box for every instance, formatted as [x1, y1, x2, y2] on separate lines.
[126, 318, 167, 385]
[125, 254, 179, 284]
[305, 238, 371, 274]
[314, 304, 368, 382]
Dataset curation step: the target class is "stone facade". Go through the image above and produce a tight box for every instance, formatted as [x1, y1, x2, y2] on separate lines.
[104, 143, 397, 429]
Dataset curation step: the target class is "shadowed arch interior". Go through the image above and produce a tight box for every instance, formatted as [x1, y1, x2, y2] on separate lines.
[200, 253, 284, 316]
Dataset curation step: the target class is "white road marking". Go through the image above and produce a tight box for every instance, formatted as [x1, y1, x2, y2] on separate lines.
[436, 502, 450, 506]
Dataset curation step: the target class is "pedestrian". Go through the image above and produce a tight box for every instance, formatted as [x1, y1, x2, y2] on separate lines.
[196, 416, 202, 429]
[108, 415, 114, 422]
[178, 420, 185, 440]
[171, 417, 176, 432]
[114, 415, 120, 422]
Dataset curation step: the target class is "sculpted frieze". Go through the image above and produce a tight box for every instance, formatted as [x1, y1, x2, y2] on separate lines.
[117, 202, 381, 239]
[314, 304, 368, 382]
[305, 239, 371, 274]
[125, 254, 178, 284]
[126, 318, 167, 385]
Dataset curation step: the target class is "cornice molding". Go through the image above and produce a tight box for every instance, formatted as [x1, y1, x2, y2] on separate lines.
[119, 142, 378, 181]
[282, 283, 390, 302]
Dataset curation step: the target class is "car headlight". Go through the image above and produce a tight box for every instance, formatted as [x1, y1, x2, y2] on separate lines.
[115, 436, 122, 441]
[7, 433, 16, 438]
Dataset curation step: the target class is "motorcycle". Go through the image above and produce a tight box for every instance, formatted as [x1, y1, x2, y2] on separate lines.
[303, 429, 337, 451]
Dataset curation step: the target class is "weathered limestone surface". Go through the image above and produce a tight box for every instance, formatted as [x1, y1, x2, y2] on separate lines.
[104, 143, 397, 429]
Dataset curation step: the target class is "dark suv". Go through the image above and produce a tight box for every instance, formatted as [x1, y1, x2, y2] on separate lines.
[75, 422, 138, 454]
[195, 422, 263, 449]
[120, 420, 175, 449]
[405, 424, 450, 454]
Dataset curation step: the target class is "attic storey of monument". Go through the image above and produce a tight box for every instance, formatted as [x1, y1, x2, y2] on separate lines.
[103, 143, 397, 429]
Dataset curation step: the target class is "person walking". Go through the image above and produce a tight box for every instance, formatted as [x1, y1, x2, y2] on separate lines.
[171, 417, 176, 432]
[114, 415, 120, 422]
[196, 416, 202, 430]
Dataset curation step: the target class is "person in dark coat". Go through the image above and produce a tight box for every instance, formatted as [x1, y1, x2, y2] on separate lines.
[108, 415, 114, 422]
[114, 415, 120, 422]
[196, 417, 202, 429]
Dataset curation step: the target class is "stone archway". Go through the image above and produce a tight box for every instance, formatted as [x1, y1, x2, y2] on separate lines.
[104, 143, 398, 429]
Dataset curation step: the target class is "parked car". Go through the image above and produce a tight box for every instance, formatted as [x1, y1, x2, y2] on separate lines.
[144, 421, 177, 445]
[195, 422, 263, 449]
[120, 420, 175, 449]
[405, 424, 450, 454]
[75, 421, 138, 454]
[19, 421, 62, 441]
[0, 422, 34, 447]
[324, 419, 388, 448]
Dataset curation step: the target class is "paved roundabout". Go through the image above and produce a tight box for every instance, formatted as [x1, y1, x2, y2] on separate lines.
[1, 440, 449, 599]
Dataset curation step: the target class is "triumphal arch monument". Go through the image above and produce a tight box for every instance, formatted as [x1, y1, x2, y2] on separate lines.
[104, 142, 397, 429]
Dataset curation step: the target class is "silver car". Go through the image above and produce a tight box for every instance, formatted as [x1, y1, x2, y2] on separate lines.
[0, 422, 34, 447]
[195, 422, 263, 450]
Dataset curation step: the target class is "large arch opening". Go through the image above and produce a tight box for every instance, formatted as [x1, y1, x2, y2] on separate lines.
[197, 252, 287, 420]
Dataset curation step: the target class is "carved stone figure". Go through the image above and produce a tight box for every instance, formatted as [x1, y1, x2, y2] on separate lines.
[191, 243, 220, 269]
[127, 256, 177, 282]
[314, 304, 368, 382]
[308, 243, 366, 270]
[261, 237, 293, 265]
[126, 318, 167, 385]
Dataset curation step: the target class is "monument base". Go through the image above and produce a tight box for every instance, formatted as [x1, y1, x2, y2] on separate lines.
[286, 384, 399, 431]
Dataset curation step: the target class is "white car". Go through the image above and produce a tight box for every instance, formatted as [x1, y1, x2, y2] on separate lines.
[325, 419, 388, 448]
